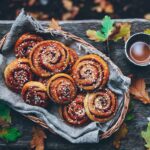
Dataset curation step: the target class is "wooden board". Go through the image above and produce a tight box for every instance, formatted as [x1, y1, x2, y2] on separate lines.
[0, 19, 150, 150]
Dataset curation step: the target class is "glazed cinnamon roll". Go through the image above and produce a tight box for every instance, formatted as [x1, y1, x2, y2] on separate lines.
[4, 59, 33, 92]
[84, 89, 117, 123]
[22, 81, 49, 107]
[60, 94, 89, 126]
[47, 73, 77, 104]
[72, 54, 109, 91]
[15, 33, 43, 58]
[68, 48, 78, 72]
[29, 40, 70, 77]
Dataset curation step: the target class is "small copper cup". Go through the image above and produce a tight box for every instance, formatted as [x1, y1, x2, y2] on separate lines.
[125, 33, 150, 66]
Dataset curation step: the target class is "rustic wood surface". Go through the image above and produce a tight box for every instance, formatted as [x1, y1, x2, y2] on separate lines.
[0, 19, 150, 150]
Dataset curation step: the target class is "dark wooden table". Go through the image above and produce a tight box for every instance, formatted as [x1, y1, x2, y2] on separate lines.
[0, 19, 150, 150]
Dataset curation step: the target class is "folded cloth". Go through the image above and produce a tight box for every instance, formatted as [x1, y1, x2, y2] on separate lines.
[0, 9, 130, 143]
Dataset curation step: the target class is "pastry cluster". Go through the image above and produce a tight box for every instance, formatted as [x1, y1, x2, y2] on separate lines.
[4, 33, 118, 126]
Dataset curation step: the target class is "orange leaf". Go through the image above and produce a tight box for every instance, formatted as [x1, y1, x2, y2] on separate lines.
[49, 18, 61, 30]
[62, 0, 73, 11]
[129, 78, 150, 104]
[30, 126, 47, 150]
[93, 0, 114, 13]
[113, 123, 128, 149]
[28, 0, 37, 6]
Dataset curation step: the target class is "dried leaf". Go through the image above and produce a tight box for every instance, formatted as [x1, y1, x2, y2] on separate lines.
[93, 0, 114, 13]
[0, 118, 10, 128]
[86, 16, 114, 42]
[30, 126, 47, 150]
[144, 29, 150, 35]
[62, 0, 73, 11]
[111, 23, 131, 41]
[28, 0, 37, 6]
[49, 18, 61, 30]
[129, 78, 150, 104]
[141, 122, 150, 149]
[144, 13, 150, 20]
[113, 123, 128, 149]
[62, 6, 79, 20]
[28, 12, 49, 20]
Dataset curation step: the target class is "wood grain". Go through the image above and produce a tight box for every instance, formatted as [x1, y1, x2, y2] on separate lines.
[0, 20, 149, 150]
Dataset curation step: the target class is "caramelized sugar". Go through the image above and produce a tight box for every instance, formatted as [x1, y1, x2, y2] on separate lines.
[129, 42, 150, 64]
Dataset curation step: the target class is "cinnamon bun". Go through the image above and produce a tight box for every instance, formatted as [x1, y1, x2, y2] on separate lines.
[47, 73, 77, 104]
[72, 54, 109, 91]
[4, 59, 33, 92]
[84, 89, 117, 123]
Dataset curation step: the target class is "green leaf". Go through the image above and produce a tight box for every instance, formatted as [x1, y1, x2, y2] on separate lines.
[111, 23, 131, 41]
[144, 29, 150, 34]
[141, 122, 150, 149]
[100, 16, 114, 39]
[86, 15, 114, 42]
[86, 30, 103, 42]
[0, 127, 21, 142]
[125, 101, 135, 122]
[0, 102, 11, 124]
[125, 113, 135, 121]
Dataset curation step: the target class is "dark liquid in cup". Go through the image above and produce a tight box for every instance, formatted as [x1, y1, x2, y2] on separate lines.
[129, 42, 150, 64]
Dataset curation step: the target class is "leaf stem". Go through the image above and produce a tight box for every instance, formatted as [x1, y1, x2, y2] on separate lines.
[106, 39, 111, 58]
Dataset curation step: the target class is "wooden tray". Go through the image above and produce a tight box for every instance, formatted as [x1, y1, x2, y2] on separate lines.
[0, 19, 149, 149]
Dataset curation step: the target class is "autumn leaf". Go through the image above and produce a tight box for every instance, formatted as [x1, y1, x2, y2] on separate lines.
[62, 0, 73, 11]
[86, 15, 114, 42]
[62, 6, 79, 20]
[28, 0, 37, 6]
[0, 127, 21, 142]
[30, 126, 47, 150]
[144, 29, 150, 34]
[111, 23, 131, 41]
[86, 30, 105, 42]
[129, 78, 150, 104]
[61, 0, 80, 20]
[113, 123, 128, 149]
[141, 122, 150, 149]
[92, 0, 114, 13]
[49, 18, 62, 30]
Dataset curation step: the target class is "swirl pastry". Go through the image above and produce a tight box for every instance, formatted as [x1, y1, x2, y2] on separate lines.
[84, 89, 117, 123]
[4, 59, 33, 92]
[60, 94, 89, 126]
[72, 54, 109, 91]
[22, 81, 49, 107]
[47, 73, 77, 104]
[15, 33, 43, 58]
[68, 48, 78, 71]
[29, 40, 70, 77]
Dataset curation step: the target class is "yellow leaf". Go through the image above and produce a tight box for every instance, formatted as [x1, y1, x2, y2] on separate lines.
[86, 30, 102, 42]
[141, 122, 150, 149]
[144, 29, 150, 35]
[130, 78, 150, 104]
[113, 123, 128, 149]
[49, 18, 61, 30]
[30, 126, 47, 150]
[112, 23, 131, 41]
